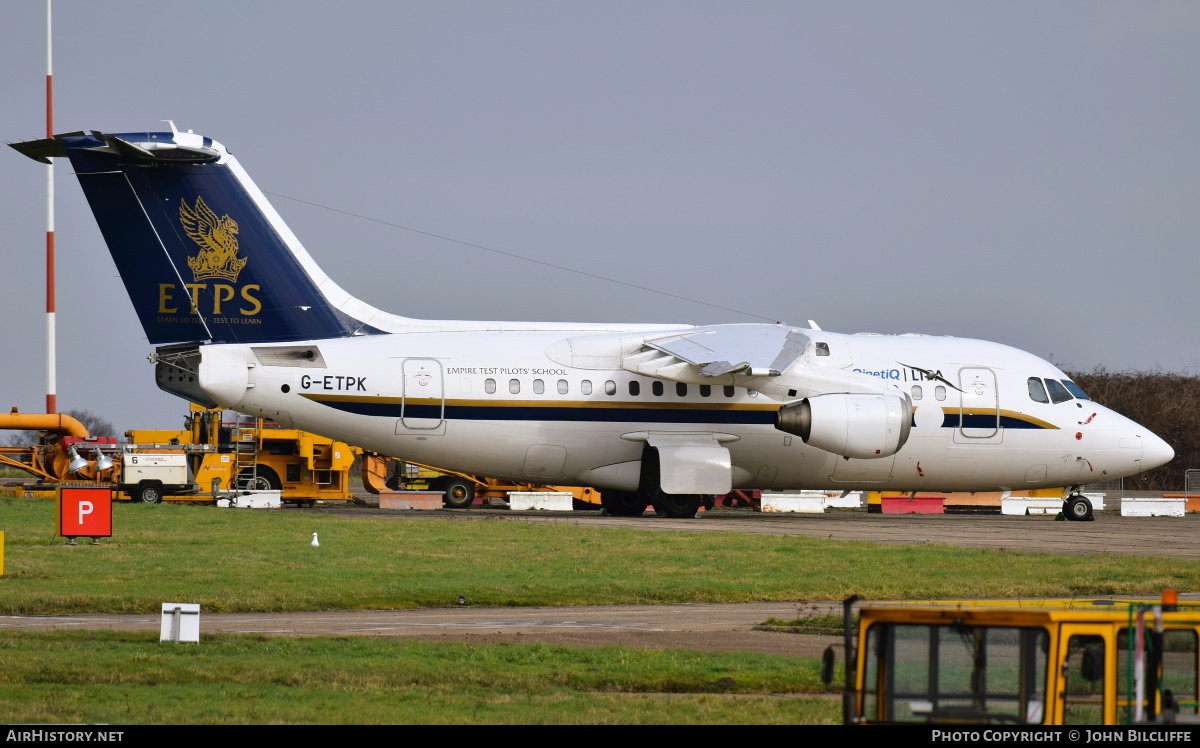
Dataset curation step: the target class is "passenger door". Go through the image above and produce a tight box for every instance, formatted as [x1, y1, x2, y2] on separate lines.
[956, 367, 1001, 442]
[398, 359, 445, 433]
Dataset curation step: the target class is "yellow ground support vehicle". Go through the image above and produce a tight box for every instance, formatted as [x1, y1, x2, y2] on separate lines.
[834, 593, 1200, 725]
[0, 406, 359, 505]
[358, 454, 600, 509]
[124, 405, 357, 505]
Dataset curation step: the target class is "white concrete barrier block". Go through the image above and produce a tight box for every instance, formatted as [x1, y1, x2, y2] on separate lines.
[1121, 497, 1185, 517]
[508, 491, 574, 511]
[824, 491, 862, 509]
[761, 494, 826, 513]
[1001, 498, 1063, 516]
[217, 490, 282, 509]
[1083, 492, 1106, 511]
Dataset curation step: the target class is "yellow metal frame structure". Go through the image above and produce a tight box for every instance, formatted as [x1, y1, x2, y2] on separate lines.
[844, 596, 1200, 725]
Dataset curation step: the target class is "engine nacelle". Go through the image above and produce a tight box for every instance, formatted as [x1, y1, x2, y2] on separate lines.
[776, 392, 912, 459]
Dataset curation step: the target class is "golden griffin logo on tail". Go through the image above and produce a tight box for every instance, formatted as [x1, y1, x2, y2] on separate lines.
[181, 196, 247, 282]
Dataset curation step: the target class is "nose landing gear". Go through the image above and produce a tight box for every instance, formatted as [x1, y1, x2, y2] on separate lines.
[1063, 493, 1095, 522]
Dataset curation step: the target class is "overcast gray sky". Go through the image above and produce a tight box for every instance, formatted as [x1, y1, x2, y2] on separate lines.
[2, 0, 1199, 434]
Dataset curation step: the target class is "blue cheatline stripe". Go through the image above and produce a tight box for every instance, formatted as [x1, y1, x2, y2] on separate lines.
[307, 398, 779, 425]
[940, 413, 1054, 430]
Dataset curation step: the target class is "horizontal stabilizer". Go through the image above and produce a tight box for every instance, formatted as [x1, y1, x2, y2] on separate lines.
[7, 135, 75, 164]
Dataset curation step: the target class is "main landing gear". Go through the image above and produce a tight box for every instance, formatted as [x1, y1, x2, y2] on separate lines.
[599, 490, 709, 519]
[1063, 493, 1094, 522]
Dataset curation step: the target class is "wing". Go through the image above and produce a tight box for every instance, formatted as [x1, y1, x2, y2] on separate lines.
[547, 323, 888, 401]
[637, 324, 809, 377]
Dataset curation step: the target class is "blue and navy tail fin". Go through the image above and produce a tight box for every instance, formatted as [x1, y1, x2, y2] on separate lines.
[10, 129, 384, 345]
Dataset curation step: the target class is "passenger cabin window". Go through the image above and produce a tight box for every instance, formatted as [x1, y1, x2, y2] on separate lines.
[604, 380, 616, 396]
[509, 379, 520, 394]
[484, 378, 497, 394]
[911, 385, 923, 401]
[676, 383, 687, 397]
[533, 379, 545, 395]
[557, 379, 568, 395]
[629, 381, 640, 396]
[652, 381, 664, 397]
[1028, 377, 1049, 404]
[815, 342, 830, 356]
[1045, 379, 1074, 404]
[699, 385, 711, 397]
[724, 386, 735, 398]
[581, 380, 593, 395]
[935, 386, 946, 401]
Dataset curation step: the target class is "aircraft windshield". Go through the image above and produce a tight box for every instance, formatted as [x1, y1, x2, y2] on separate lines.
[1028, 377, 1090, 404]
[1061, 381, 1090, 400]
[1044, 379, 1074, 404]
[1027, 378, 1049, 404]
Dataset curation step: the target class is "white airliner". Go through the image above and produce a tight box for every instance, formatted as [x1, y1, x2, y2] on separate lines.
[11, 127, 1174, 520]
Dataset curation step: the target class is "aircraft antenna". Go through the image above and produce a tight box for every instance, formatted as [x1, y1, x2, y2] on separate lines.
[265, 191, 780, 323]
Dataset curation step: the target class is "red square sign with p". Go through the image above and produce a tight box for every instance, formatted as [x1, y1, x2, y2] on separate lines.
[58, 487, 113, 538]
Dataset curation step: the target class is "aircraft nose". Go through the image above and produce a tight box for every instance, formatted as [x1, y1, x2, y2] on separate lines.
[1141, 431, 1175, 471]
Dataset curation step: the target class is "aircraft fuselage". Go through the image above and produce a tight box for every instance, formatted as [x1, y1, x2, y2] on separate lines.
[193, 327, 1163, 493]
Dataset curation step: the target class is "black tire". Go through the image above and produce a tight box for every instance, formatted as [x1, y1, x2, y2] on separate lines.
[440, 478, 476, 509]
[137, 482, 164, 504]
[384, 474, 401, 490]
[237, 466, 282, 492]
[600, 490, 649, 517]
[652, 493, 703, 519]
[1065, 495, 1094, 522]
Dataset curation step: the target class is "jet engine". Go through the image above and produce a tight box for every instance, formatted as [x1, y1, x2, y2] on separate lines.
[776, 391, 912, 459]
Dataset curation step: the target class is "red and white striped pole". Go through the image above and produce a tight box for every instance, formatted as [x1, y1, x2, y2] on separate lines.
[45, 0, 57, 414]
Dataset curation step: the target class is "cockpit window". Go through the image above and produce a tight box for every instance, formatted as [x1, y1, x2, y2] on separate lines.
[1027, 377, 1049, 404]
[815, 342, 830, 356]
[1044, 378, 1073, 404]
[1061, 380, 1091, 401]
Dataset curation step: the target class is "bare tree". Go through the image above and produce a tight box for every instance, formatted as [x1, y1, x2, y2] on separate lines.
[64, 409, 115, 438]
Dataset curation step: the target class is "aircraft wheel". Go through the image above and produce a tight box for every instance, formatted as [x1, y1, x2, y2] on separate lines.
[440, 478, 476, 509]
[237, 466, 282, 492]
[137, 482, 164, 504]
[600, 490, 649, 516]
[652, 493, 703, 519]
[1065, 494, 1094, 522]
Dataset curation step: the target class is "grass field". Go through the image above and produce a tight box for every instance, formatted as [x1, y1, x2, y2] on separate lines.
[0, 631, 839, 724]
[4, 499, 1199, 615]
[4, 497, 1198, 724]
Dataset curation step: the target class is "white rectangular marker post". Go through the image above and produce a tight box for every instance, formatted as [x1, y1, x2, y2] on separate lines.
[160, 602, 201, 643]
